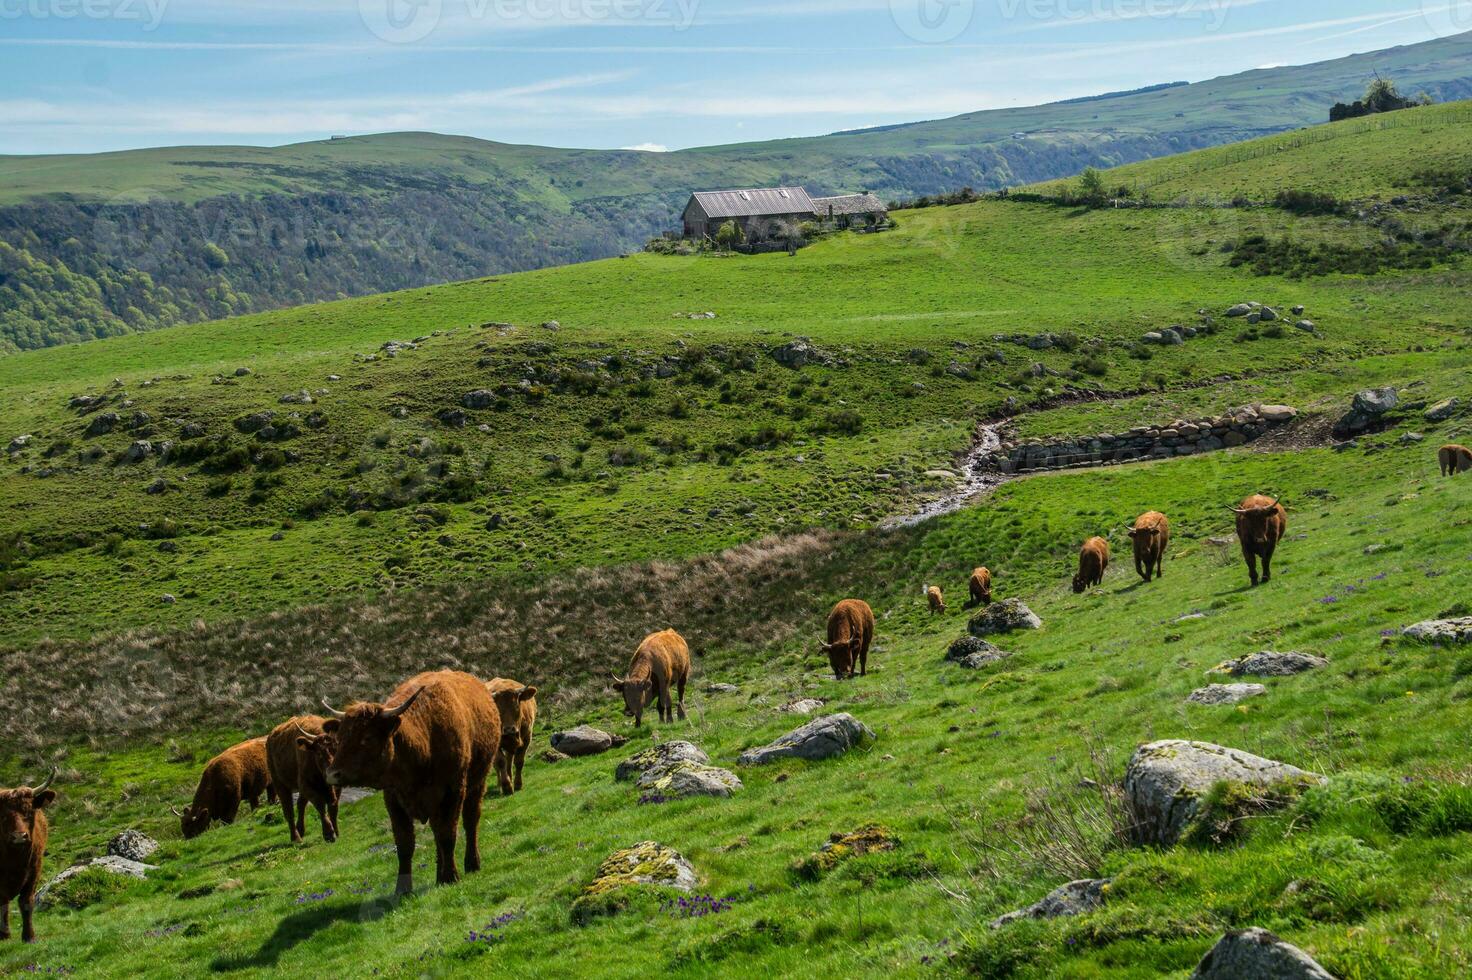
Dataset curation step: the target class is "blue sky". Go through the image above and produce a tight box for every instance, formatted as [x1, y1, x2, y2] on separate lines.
[1, 0, 1468, 155]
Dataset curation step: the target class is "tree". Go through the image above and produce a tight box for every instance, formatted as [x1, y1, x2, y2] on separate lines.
[714, 220, 742, 252]
[1076, 167, 1108, 207]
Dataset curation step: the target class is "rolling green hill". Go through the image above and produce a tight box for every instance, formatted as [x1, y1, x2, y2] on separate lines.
[2, 32, 1471, 353]
[2, 104, 1472, 978]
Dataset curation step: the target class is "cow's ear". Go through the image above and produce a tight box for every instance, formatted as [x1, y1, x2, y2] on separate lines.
[34, 790, 56, 809]
[296, 736, 311, 749]
[610, 680, 624, 692]
[321, 719, 340, 734]
[519, 686, 538, 701]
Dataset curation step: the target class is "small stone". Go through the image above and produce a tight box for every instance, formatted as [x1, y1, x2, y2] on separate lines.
[1209, 651, 1328, 677]
[278, 390, 314, 405]
[946, 635, 1012, 669]
[704, 683, 739, 694]
[990, 878, 1111, 928]
[779, 698, 825, 715]
[108, 830, 159, 862]
[234, 367, 252, 377]
[549, 725, 617, 756]
[540, 320, 561, 331]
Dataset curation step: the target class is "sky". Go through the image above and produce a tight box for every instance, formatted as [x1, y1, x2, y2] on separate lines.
[1, 0, 1469, 155]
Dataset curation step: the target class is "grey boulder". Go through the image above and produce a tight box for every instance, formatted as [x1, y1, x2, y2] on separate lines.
[550, 725, 625, 757]
[738, 713, 873, 765]
[1187, 683, 1266, 705]
[1124, 740, 1323, 847]
[968, 598, 1041, 636]
[1424, 398, 1460, 422]
[990, 878, 1110, 929]
[946, 635, 1012, 669]
[1190, 927, 1335, 979]
[1210, 651, 1328, 677]
[636, 761, 742, 799]
[1401, 617, 1472, 644]
[770, 337, 833, 369]
[108, 830, 160, 863]
[37, 855, 155, 908]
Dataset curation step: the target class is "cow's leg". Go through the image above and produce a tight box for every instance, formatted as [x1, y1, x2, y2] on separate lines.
[497, 753, 513, 797]
[1261, 542, 1276, 583]
[294, 793, 308, 839]
[660, 684, 673, 723]
[386, 795, 416, 896]
[514, 747, 526, 792]
[2, 897, 10, 940]
[281, 790, 302, 843]
[461, 781, 484, 875]
[327, 797, 340, 841]
[859, 642, 868, 677]
[314, 798, 337, 843]
[19, 891, 34, 944]
[432, 787, 465, 886]
[676, 673, 687, 720]
[1241, 543, 1259, 586]
[1155, 552, 1164, 579]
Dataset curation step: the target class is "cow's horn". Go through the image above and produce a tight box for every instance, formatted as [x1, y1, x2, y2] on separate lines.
[381, 687, 423, 719]
[33, 766, 57, 794]
[1228, 505, 1248, 514]
[320, 697, 347, 718]
[170, 805, 184, 818]
[295, 724, 320, 742]
[610, 671, 624, 685]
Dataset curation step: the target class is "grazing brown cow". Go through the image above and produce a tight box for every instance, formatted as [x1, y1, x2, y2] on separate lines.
[1231, 495, 1287, 587]
[1073, 537, 1110, 594]
[1127, 511, 1170, 582]
[175, 736, 273, 840]
[967, 567, 993, 608]
[926, 585, 946, 615]
[322, 670, 498, 896]
[485, 678, 537, 795]
[0, 768, 55, 944]
[1440, 444, 1472, 476]
[611, 629, 690, 727]
[822, 599, 875, 680]
[266, 716, 340, 844]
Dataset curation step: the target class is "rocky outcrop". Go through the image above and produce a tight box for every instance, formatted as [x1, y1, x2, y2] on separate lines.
[1210, 651, 1328, 677]
[968, 599, 1041, 636]
[1424, 398, 1460, 422]
[107, 830, 159, 862]
[636, 761, 742, 799]
[1401, 617, 1472, 644]
[1334, 387, 1399, 437]
[573, 841, 697, 922]
[985, 405, 1297, 475]
[1190, 928, 1335, 979]
[770, 337, 834, 369]
[614, 741, 709, 782]
[792, 825, 898, 879]
[1124, 740, 1324, 847]
[738, 714, 873, 765]
[37, 856, 155, 908]
[990, 878, 1111, 928]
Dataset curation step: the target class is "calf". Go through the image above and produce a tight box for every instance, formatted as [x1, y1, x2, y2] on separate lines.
[0, 769, 56, 943]
[926, 585, 946, 615]
[266, 716, 340, 844]
[967, 567, 993, 608]
[175, 736, 273, 840]
[1127, 511, 1170, 582]
[1072, 537, 1110, 594]
[822, 599, 875, 680]
[611, 630, 690, 727]
[322, 670, 498, 896]
[1440, 444, 1472, 476]
[485, 679, 537, 795]
[1231, 495, 1287, 587]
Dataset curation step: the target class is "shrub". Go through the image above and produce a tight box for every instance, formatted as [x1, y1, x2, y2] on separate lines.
[813, 410, 864, 436]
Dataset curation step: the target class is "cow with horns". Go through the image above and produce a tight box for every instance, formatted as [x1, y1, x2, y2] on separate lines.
[1231, 495, 1287, 587]
[1, 768, 56, 943]
[321, 671, 498, 896]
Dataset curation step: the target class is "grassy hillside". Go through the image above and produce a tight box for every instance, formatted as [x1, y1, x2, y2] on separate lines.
[2, 105, 1472, 977]
[2, 33, 1471, 353]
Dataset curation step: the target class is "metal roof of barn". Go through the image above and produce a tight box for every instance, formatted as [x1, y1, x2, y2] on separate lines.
[811, 193, 888, 216]
[690, 186, 816, 218]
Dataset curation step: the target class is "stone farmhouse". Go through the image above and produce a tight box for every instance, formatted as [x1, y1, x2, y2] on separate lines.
[681, 187, 888, 241]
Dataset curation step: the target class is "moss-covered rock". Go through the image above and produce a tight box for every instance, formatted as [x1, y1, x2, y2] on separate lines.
[572, 841, 698, 924]
[791, 825, 899, 880]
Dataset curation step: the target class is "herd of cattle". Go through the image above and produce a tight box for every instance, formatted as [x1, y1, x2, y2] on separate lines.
[0, 447, 1467, 944]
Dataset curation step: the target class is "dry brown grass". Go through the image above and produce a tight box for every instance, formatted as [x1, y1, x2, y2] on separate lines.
[1, 531, 870, 750]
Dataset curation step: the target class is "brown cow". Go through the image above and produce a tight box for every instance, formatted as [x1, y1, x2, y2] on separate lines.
[266, 716, 340, 844]
[1231, 495, 1287, 587]
[967, 567, 993, 608]
[1127, 511, 1170, 582]
[322, 670, 498, 896]
[822, 599, 875, 680]
[611, 629, 690, 727]
[926, 585, 946, 615]
[1440, 444, 1472, 476]
[485, 678, 537, 796]
[1073, 537, 1110, 593]
[0, 768, 55, 943]
[175, 736, 273, 840]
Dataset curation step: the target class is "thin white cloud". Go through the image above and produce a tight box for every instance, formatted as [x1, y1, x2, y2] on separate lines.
[620, 142, 669, 151]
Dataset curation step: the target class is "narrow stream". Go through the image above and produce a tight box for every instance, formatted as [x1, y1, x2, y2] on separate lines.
[885, 419, 1012, 528]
